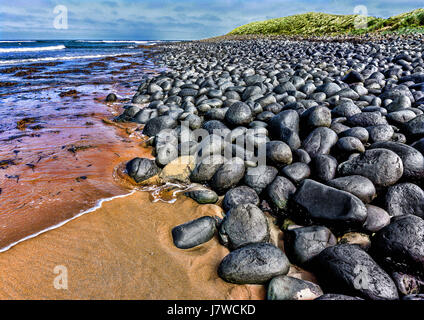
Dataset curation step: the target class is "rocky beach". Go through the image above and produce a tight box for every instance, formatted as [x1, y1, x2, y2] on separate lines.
[119, 34, 424, 300]
[1, 33, 424, 301]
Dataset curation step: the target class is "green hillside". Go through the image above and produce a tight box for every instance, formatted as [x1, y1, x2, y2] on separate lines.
[228, 9, 424, 36]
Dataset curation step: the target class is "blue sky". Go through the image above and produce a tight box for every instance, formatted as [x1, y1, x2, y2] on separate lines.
[0, 0, 423, 40]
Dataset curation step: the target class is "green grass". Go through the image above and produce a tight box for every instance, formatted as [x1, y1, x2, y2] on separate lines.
[228, 9, 424, 36]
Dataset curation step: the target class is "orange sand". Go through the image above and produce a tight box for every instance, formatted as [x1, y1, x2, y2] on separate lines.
[0, 191, 266, 300]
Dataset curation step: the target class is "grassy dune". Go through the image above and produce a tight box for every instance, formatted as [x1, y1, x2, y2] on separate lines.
[228, 9, 424, 36]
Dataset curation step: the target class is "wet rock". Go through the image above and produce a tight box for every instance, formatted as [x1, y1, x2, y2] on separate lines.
[269, 110, 301, 149]
[366, 124, 394, 143]
[225, 101, 253, 127]
[338, 149, 404, 187]
[405, 114, 424, 137]
[328, 175, 376, 204]
[266, 176, 297, 211]
[293, 148, 311, 164]
[106, 93, 118, 102]
[126, 158, 159, 183]
[218, 243, 290, 284]
[293, 179, 367, 227]
[385, 183, 424, 218]
[244, 165, 278, 194]
[284, 225, 337, 266]
[302, 127, 338, 158]
[185, 188, 218, 204]
[312, 154, 337, 182]
[305, 106, 331, 128]
[210, 157, 246, 195]
[336, 136, 365, 154]
[363, 205, 391, 233]
[222, 186, 260, 212]
[160, 156, 195, 183]
[190, 155, 225, 184]
[342, 70, 364, 84]
[347, 112, 388, 127]
[172, 216, 217, 249]
[340, 127, 369, 144]
[281, 162, 311, 184]
[311, 244, 399, 300]
[267, 276, 323, 300]
[373, 215, 424, 279]
[266, 141, 293, 166]
[219, 204, 269, 250]
[370, 141, 424, 180]
[143, 116, 177, 137]
[332, 101, 362, 118]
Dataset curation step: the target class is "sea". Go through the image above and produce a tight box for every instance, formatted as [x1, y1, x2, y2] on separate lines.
[0, 40, 171, 250]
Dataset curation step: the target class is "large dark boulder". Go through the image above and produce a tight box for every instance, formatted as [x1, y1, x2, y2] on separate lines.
[338, 149, 404, 187]
[142, 116, 178, 137]
[267, 276, 323, 300]
[269, 110, 301, 149]
[311, 244, 399, 300]
[172, 216, 217, 249]
[293, 179, 367, 227]
[373, 215, 424, 279]
[219, 204, 269, 250]
[385, 183, 424, 218]
[328, 175, 376, 204]
[302, 127, 338, 158]
[244, 165, 278, 194]
[266, 176, 297, 210]
[370, 142, 424, 180]
[222, 186, 260, 212]
[225, 101, 254, 126]
[218, 243, 290, 284]
[284, 225, 337, 266]
[210, 157, 246, 195]
[126, 158, 159, 183]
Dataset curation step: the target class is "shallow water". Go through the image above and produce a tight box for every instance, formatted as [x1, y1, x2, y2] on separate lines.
[0, 41, 163, 249]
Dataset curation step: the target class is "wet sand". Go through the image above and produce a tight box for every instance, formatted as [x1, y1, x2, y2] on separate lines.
[0, 191, 266, 300]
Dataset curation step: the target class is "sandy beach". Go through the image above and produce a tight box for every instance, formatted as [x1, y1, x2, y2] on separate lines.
[0, 190, 266, 300]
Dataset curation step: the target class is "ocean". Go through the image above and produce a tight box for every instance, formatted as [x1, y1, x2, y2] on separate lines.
[0, 39, 168, 250]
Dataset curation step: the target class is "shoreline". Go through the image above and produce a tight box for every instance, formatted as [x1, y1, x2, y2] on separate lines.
[116, 35, 424, 300]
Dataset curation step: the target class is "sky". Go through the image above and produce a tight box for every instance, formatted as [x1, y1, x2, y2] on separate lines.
[0, 0, 423, 40]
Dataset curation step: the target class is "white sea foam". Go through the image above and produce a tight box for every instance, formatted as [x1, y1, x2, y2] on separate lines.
[0, 191, 136, 253]
[0, 45, 66, 53]
[0, 41, 37, 43]
[0, 53, 134, 65]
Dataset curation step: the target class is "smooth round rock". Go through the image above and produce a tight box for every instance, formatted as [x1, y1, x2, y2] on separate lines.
[225, 101, 253, 126]
[244, 165, 278, 194]
[338, 149, 404, 187]
[266, 176, 297, 211]
[210, 157, 246, 195]
[267, 276, 323, 300]
[284, 225, 337, 266]
[172, 216, 217, 249]
[328, 175, 376, 204]
[311, 244, 399, 300]
[385, 183, 424, 218]
[218, 243, 290, 284]
[219, 204, 270, 250]
[222, 186, 260, 212]
[363, 205, 391, 233]
[373, 215, 424, 278]
[126, 158, 159, 183]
